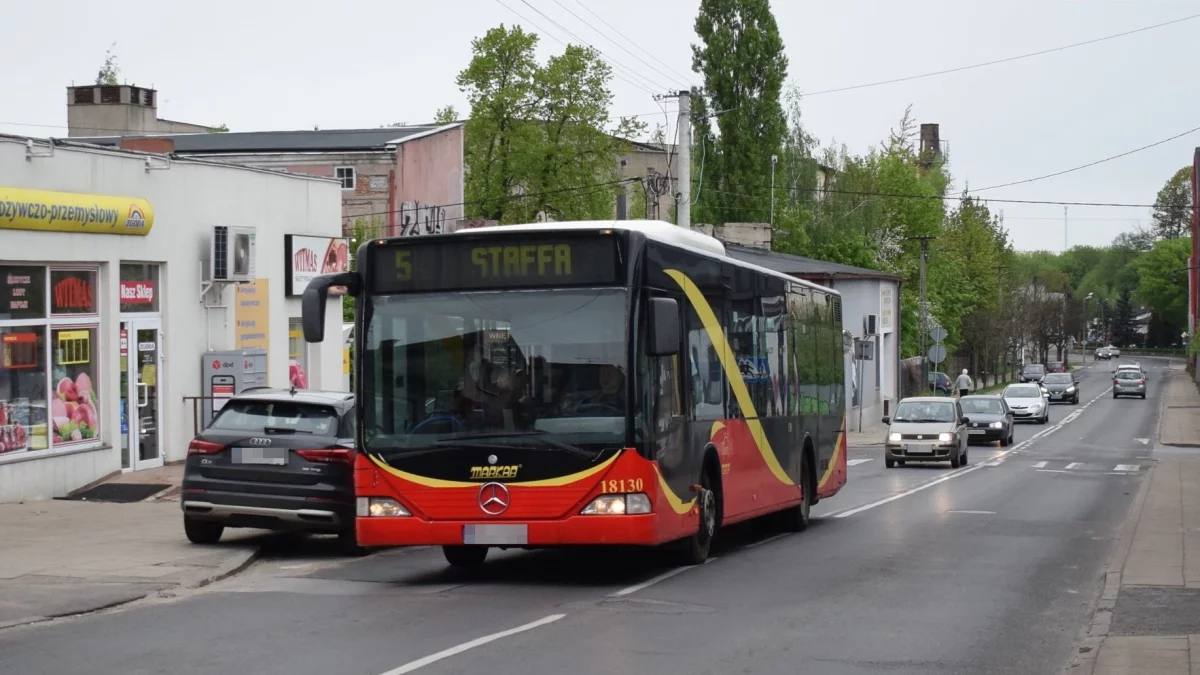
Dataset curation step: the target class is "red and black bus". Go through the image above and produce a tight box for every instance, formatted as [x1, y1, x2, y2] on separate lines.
[301, 221, 847, 566]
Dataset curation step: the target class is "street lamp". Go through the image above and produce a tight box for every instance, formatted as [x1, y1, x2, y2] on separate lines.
[1083, 292, 1094, 352]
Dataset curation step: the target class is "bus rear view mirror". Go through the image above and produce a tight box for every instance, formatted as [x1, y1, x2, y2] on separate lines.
[302, 272, 361, 343]
[649, 297, 680, 356]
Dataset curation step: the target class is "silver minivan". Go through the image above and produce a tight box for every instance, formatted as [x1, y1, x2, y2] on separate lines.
[882, 397, 969, 469]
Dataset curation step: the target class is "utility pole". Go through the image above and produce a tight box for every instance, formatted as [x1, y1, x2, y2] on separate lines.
[907, 236, 935, 393]
[770, 154, 778, 227]
[1064, 206, 1069, 252]
[674, 88, 692, 230]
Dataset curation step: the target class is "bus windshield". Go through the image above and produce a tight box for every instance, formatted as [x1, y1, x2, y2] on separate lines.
[362, 288, 628, 457]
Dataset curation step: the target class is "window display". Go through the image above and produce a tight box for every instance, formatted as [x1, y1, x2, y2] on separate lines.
[52, 326, 99, 445]
[119, 263, 159, 313]
[0, 266, 46, 321]
[0, 327, 49, 453]
[50, 269, 98, 316]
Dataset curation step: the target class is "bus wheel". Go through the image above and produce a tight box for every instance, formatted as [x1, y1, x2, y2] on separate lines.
[677, 470, 718, 565]
[781, 454, 814, 532]
[443, 545, 489, 567]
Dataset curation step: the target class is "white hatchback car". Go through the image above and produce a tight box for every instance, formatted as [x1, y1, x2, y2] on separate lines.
[1002, 383, 1049, 424]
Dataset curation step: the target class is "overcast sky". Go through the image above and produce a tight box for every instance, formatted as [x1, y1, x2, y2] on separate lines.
[3, 0, 1197, 252]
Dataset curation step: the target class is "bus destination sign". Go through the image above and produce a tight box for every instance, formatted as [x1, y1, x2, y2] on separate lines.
[370, 236, 620, 292]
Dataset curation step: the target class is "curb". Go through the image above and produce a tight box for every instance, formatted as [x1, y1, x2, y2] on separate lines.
[0, 545, 262, 633]
[1062, 458, 1156, 674]
[1155, 370, 1200, 448]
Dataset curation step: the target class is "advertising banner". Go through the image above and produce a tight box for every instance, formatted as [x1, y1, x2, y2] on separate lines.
[285, 235, 349, 296]
[0, 186, 153, 235]
[235, 279, 270, 361]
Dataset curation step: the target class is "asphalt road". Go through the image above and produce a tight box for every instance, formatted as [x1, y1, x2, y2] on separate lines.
[0, 358, 1169, 675]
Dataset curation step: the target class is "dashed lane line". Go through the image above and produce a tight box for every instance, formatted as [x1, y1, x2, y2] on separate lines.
[378, 614, 567, 675]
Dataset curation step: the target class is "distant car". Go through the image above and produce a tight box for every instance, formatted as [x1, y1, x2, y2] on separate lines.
[1096, 348, 1111, 361]
[1107, 345, 1121, 358]
[1021, 363, 1047, 383]
[1115, 362, 1147, 380]
[927, 371, 952, 395]
[959, 395, 1015, 446]
[181, 388, 364, 554]
[1003, 383, 1049, 424]
[1113, 369, 1146, 399]
[1047, 361, 1065, 373]
[882, 397, 969, 468]
[1042, 372, 1079, 404]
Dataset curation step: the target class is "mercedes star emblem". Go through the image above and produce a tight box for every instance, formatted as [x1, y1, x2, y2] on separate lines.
[487, 454, 498, 466]
[478, 482, 511, 515]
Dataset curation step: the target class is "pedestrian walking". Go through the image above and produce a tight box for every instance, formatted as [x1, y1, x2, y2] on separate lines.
[954, 369, 973, 398]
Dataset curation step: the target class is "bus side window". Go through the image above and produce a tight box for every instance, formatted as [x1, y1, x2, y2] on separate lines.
[684, 299, 723, 421]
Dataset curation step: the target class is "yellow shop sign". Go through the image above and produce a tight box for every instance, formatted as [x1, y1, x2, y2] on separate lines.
[0, 186, 154, 235]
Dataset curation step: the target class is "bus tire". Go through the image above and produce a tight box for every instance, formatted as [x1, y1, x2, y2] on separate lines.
[443, 545, 488, 567]
[781, 450, 815, 532]
[675, 464, 718, 565]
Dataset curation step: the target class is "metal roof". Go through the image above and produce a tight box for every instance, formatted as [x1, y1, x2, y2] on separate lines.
[721, 242, 901, 282]
[69, 125, 459, 154]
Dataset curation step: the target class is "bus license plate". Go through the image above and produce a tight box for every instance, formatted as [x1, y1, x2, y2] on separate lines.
[464, 524, 528, 545]
[233, 447, 287, 465]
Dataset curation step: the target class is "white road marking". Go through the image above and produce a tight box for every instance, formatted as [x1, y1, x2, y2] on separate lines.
[1135, 438, 1150, 445]
[1113, 464, 1139, 472]
[1032, 461, 1048, 469]
[1037, 469, 1069, 473]
[834, 464, 989, 518]
[378, 614, 566, 674]
[947, 510, 996, 515]
[1065, 462, 1083, 470]
[609, 557, 717, 597]
[847, 458, 873, 466]
[746, 533, 791, 548]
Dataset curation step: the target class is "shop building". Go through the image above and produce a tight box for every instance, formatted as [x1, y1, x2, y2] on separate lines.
[0, 135, 345, 502]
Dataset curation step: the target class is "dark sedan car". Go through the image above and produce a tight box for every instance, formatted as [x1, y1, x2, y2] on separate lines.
[959, 395, 1015, 446]
[1021, 363, 1047, 383]
[1042, 372, 1079, 404]
[181, 389, 364, 554]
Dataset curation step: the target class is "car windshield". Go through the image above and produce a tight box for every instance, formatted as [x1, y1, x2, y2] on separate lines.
[1116, 370, 1142, 380]
[1023, 365, 1045, 375]
[209, 400, 339, 435]
[961, 398, 1004, 414]
[893, 401, 957, 423]
[1044, 374, 1073, 384]
[362, 288, 627, 458]
[1006, 386, 1041, 398]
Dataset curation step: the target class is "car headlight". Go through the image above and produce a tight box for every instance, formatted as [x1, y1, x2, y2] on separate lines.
[938, 432, 954, 443]
[1066, 386, 1075, 393]
[888, 432, 902, 442]
[581, 493, 652, 515]
[989, 422, 1003, 429]
[1030, 403, 1042, 411]
[357, 497, 410, 517]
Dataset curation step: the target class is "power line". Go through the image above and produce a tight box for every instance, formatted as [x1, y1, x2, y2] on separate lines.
[973, 123, 1200, 192]
[547, 0, 692, 89]
[495, 0, 666, 95]
[569, 0, 698, 88]
[804, 13, 1200, 97]
[698, 182, 1166, 210]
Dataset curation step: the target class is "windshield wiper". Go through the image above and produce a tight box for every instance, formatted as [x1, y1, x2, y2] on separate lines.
[261, 426, 314, 434]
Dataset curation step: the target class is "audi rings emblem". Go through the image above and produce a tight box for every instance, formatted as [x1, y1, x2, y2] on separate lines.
[478, 482, 511, 515]
[247, 438, 272, 446]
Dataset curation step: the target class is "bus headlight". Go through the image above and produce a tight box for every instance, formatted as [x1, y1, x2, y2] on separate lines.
[357, 497, 411, 517]
[581, 493, 651, 515]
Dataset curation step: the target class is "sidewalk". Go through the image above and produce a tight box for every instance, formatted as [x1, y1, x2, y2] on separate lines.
[847, 417, 887, 447]
[1074, 369, 1200, 674]
[0, 498, 260, 630]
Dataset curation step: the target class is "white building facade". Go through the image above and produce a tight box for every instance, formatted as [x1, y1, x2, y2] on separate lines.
[0, 135, 345, 502]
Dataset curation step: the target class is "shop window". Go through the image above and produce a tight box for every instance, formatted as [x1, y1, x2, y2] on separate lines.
[50, 269, 98, 316]
[289, 318, 309, 389]
[0, 327, 49, 454]
[51, 326, 100, 446]
[0, 266, 46, 321]
[119, 263, 160, 313]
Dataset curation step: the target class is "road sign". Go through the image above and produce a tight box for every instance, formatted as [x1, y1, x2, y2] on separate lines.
[855, 340, 874, 361]
[927, 344, 946, 364]
[930, 326, 947, 343]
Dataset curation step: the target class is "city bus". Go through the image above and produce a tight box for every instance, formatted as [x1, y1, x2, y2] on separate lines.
[301, 220, 847, 566]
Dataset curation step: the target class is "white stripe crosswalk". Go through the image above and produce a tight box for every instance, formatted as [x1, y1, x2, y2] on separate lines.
[1025, 461, 1143, 473]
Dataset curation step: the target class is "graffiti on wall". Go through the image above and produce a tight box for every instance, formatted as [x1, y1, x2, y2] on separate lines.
[399, 201, 447, 237]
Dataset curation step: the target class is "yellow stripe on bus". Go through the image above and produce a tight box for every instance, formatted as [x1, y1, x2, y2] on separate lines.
[367, 451, 622, 488]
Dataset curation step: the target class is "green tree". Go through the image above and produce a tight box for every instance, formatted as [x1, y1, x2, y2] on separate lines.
[456, 24, 637, 224]
[96, 44, 119, 85]
[1111, 284, 1138, 347]
[691, 0, 789, 226]
[1152, 166, 1191, 240]
[1135, 236, 1191, 343]
[433, 106, 459, 124]
[342, 217, 384, 322]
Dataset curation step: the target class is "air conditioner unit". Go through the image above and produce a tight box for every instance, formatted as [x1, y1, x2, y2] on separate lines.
[865, 314, 878, 336]
[210, 226, 256, 282]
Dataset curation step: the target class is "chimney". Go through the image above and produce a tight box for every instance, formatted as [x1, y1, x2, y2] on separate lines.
[919, 123, 941, 169]
[66, 84, 158, 137]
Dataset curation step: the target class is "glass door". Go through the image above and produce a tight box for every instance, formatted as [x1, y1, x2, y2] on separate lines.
[122, 318, 163, 470]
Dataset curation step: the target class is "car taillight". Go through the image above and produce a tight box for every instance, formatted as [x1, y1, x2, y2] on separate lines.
[187, 439, 224, 455]
[296, 448, 356, 466]
[1139, 380, 1145, 385]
